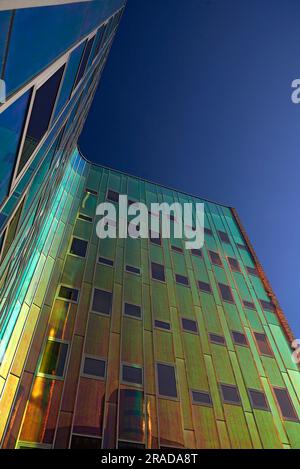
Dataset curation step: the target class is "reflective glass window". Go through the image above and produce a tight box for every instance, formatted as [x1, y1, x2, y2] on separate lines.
[39, 339, 68, 378]
[92, 288, 112, 315]
[157, 363, 177, 398]
[83, 357, 106, 378]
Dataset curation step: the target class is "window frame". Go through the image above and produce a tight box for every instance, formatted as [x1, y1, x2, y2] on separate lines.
[219, 383, 241, 406]
[156, 361, 179, 400]
[191, 389, 213, 407]
[37, 337, 69, 380]
[121, 362, 143, 387]
[69, 236, 88, 258]
[181, 317, 198, 334]
[57, 284, 79, 304]
[123, 302, 142, 320]
[90, 287, 113, 317]
[81, 354, 106, 381]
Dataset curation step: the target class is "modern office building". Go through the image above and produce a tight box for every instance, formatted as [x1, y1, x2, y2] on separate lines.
[0, 0, 299, 450]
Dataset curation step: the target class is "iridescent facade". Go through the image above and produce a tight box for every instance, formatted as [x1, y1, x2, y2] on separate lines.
[0, 0, 300, 450]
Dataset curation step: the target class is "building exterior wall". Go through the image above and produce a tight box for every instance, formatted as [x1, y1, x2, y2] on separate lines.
[0, 0, 299, 450]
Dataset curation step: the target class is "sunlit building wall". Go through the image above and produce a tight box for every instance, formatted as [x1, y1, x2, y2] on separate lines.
[0, 0, 299, 450]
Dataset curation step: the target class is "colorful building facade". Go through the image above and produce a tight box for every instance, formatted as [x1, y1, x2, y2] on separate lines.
[0, 0, 299, 450]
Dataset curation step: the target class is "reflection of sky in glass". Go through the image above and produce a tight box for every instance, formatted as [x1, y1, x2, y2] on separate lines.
[0, 11, 12, 74]
[0, 89, 31, 204]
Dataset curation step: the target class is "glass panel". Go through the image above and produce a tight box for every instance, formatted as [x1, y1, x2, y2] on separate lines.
[83, 357, 106, 378]
[209, 333, 226, 345]
[126, 265, 140, 275]
[122, 365, 143, 385]
[182, 318, 197, 333]
[232, 331, 248, 346]
[175, 274, 189, 286]
[228, 257, 240, 272]
[198, 280, 212, 293]
[58, 285, 79, 302]
[273, 388, 298, 421]
[191, 248, 202, 257]
[209, 250, 222, 266]
[220, 384, 241, 405]
[71, 435, 102, 449]
[192, 390, 212, 406]
[124, 303, 142, 319]
[106, 189, 119, 202]
[92, 288, 112, 315]
[70, 237, 88, 257]
[157, 363, 177, 398]
[39, 339, 68, 378]
[74, 36, 95, 88]
[99, 256, 114, 266]
[218, 283, 234, 303]
[218, 230, 230, 243]
[154, 320, 171, 330]
[17, 66, 64, 174]
[0, 89, 31, 203]
[0, 11, 12, 74]
[151, 262, 165, 282]
[254, 332, 273, 357]
[248, 389, 269, 410]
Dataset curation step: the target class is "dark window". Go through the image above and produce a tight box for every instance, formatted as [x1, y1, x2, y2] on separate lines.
[78, 213, 93, 222]
[198, 280, 212, 293]
[157, 363, 177, 398]
[191, 390, 212, 406]
[243, 300, 255, 310]
[118, 441, 145, 449]
[191, 248, 202, 257]
[71, 435, 101, 449]
[106, 189, 119, 203]
[39, 339, 68, 377]
[228, 257, 240, 272]
[74, 37, 94, 88]
[126, 265, 140, 275]
[218, 283, 234, 303]
[18, 66, 65, 173]
[171, 245, 183, 253]
[204, 227, 213, 236]
[98, 256, 114, 267]
[70, 237, 88, 258]
[58, 285, 79, 302]
[247, 266, 259, 277]
[175, 274, 189, 286]
[254, 332, 273, 356]
[237, 243, 247, 251]
[273, 388, 298, 421]
[209, 251, 223, 266]
[122, 364, 143, 385]
[91, 289, 112, 315]
[124, 302, 142, 319]
[218, 231, 230, 243]
[85, 188, 98, 196]
[83, 357, 106, 378]
[154, 320, 171, 330]
[209, 333, 226, 345]
[182, 318, 198, 333]
[151, 262, 165, 282]
[260, 300, 275, 312]
[150, 230, 161, 245]
[232, 331, 248, 346]
[128, 199, 137, 206]
[220, 384, 241, 405]
[248, 389, 269, 411]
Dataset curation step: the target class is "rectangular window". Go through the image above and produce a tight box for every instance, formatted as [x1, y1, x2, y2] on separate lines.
[124, 302, 142, 319]
[171, 245, 183, 253]
[218, 231, 230, 243]
[58, 285, 79, 302]
[91, 289, 112, 315]
[98, 257, 114, 267]
[126, 265, 140, 275]
[248, 389, 269, 411]
[175, 274, 189, 286]
[70, 237, 88, 258]
[228, 257, 240, 272]
[218, 283, 234, 303]
[237, 243, 247, 251]
[39, 339, 68, 378]
[191, 249, 202, 257]
[209, 333, 226, 345]
[232, 331, 248, 346]
[18, 66, 65, 174]
[157, 363, 177, 398]
[150, 230, 161, 245]
[243, 300, 255, 310]
[254, 332, 273, 357]
[273, 388, 298, 421]
[220, 384, 241, 405]
[122, 364, 143, 385]
[78, 213, 93, 222]
[247, 266, 259, 277]
[83, 356, 106, 378]
[154, 320, 171, 330]
[260, 299, 275, 312]
[182, 318, 198, 333]
[74, 37, 94, 88]
[85, 188, 98, 196]
[71, 435, 102, 449]
[191, 390, 212, 406]
[106, 189, 119, 203]
[151, 262, 165, 282]
[209, 250, 223, 266]
[204, 227, 213, 236]
[198, 280, 212, 293]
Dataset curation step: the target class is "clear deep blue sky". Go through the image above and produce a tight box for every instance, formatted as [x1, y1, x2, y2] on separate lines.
[80, 0, 300, 336]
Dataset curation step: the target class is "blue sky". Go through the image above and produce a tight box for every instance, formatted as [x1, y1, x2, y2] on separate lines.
[80, 0, 300, 336]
